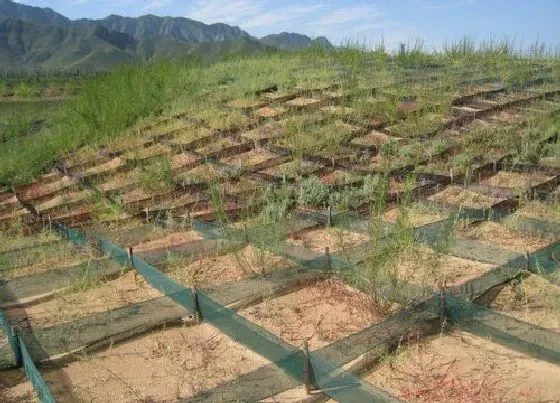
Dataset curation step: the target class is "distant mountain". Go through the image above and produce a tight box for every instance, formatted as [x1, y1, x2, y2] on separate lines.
[0, 0, 70, 27]
[87, 14, 252, 44]
[0, 0, 333, 72]
[260, 32, 334, 50]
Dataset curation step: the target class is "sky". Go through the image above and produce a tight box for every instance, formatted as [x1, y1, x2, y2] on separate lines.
[14, 0, 560, 50]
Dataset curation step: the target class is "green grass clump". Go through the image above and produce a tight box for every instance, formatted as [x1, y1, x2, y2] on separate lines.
[297, 175, 329, 208]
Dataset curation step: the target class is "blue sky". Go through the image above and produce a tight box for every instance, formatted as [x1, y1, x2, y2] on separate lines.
[15, 0, 560, 50]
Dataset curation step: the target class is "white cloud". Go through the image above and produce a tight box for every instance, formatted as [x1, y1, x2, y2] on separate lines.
[243, 4, 324, 29]
[143, 0, 172, 11]
[187, 0, 261, 25]
[313, 5, 384, 26]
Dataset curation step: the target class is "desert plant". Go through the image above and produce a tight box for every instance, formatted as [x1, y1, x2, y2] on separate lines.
[297, 175, 330, 208]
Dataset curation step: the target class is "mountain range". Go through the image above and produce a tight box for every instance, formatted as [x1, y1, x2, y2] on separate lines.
[0, 0, 333, 73]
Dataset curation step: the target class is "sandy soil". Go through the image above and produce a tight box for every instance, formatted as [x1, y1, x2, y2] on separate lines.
[383, 205, 447, 228]
[365, 330, 560, 402]
[371, 245, 495, 290]
[455, 221, 554, 252]
[288, 227, 369, 253]
[515, 200, 560, 222]
[18, 176, 77, 201]
[132, 231, 203, 253]
[34, 190, 94, 213]
[43, 323, 268, 402]
[220, 148, 279, 168]
[0, 368, 35, 403]
[428, 186, 503, 209]
[122, 144, 172, 163]
[481, 171, 553, 189]
[350, 131, 403, 147]
[285, 97, 321, 108]
[166, 245, 295, 288]
[194, 137, 241, 155]
[2, 246, 97, 281]
[239, 278, 394, 350]
[83, 157, 124, 177]
[490, 274, 560, 331]
[6, 271, 162, 328]
[253, 106, 288, 118]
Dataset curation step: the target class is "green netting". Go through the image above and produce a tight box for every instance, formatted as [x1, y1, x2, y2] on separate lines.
[1, 308, 56, 402]
[440, 294, 560, 364]
[0, 258, 124, 307]
[0, 309, 17, 368]
[63, 223, 400, 401]
[17, 333, 56, 403]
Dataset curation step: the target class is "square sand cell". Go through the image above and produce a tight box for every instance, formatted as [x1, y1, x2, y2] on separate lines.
[455, 220, 555, 252]
[489, 274, 560, 332]
[239, 278, 397, 350]
[288, 228, 369, 253]
[480, 171, 553, 189]
[42, 324, 269, 402]
[362, 245, 496, 290]
[166, 245, 296, 288]
[365, 330, 560, 402]
[428, 186, 503, 209]
[6, 271, 162, 328]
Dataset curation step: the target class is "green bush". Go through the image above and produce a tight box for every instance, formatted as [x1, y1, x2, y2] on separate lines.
[297, 175, 329, 207]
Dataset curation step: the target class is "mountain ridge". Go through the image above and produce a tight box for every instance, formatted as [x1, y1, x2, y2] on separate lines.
[0, 0, 333, 72]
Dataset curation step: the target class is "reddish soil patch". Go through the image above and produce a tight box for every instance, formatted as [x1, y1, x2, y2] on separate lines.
[366, 330, 560, 402]
[239, 278, 396, 350]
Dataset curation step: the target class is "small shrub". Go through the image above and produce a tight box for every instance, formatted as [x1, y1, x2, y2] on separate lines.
[139, 158, 173, 191]
[297, 175, 329, 207]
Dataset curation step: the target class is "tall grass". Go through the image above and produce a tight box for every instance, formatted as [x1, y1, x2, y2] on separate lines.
[2, 40, 560, 186]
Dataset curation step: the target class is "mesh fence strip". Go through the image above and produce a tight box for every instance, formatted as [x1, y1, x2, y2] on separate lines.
[0, 308, 17, 368]
[310, 351, 401, 402]
[17, 334, 56, 403]
[83, 226, 398, 401]
[443, 295, 560, 364]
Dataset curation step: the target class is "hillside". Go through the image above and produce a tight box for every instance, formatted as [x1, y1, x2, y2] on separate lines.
[0, 0, 332, 72]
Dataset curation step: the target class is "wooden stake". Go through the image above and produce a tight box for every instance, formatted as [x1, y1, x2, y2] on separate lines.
[191, 286, 201, 321]
[303, 339, 313, 395]
[439, 288, 446, 323]
[327, 205, 332, 227]
[524, 251, 530, 271]
[128, 246, 134, 268]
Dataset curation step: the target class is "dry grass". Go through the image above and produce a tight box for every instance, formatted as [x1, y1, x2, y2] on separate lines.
[383, 205, 447, 228]
[490, 274, 560, 331]
[44, 324, 268, 402]
[455, 220, 554, 252]
[7, 271, 162, 328]
[239, 278, 395, 350]
[481, 171, 553, 189]
[366, 330, 559, 402]
[166, 245, 295, 287]
[384, 244, 494, 289]
[515, 200, 560, 222]
[220, 148, 278, 168]
[428, 186, 503, 209]
[132, 231, 203, 253]
[288, 227, 369, 252]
